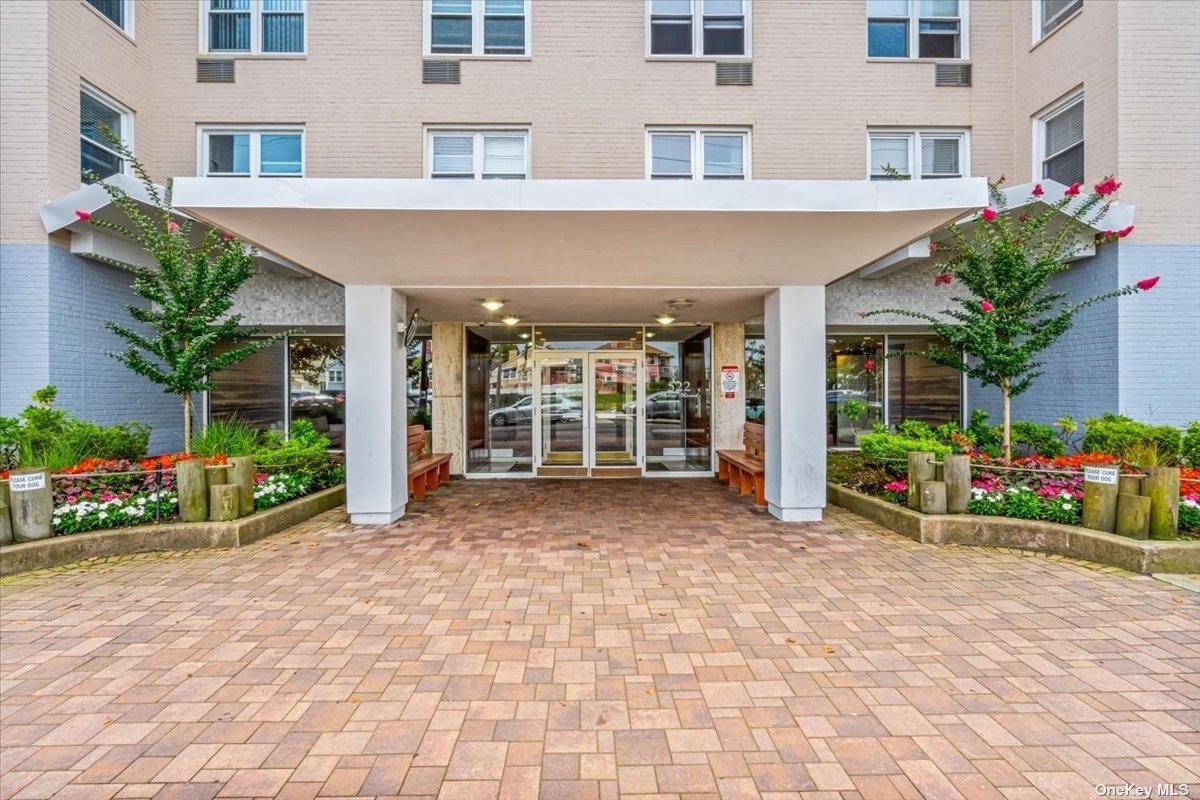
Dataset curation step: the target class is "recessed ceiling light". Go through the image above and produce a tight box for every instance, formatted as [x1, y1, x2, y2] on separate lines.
[518, 332, 530, 339]
[646, 331, 656, 338]
[501, 314, 521, 326]
[656, 314, 675, 326]
[481, 298, 505, 311]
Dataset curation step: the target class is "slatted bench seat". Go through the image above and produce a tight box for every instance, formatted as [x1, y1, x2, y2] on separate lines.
[716, 422, 766, 507]
[407, 424, 451, 501]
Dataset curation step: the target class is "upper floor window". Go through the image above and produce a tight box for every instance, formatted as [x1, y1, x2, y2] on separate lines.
[428, 130, 529, 179]
[85, 0, 134, 35]
[201, 127, 304, 177]
[647, 129, 748, 179]
[427, 0, 529, 56]
[867, 0, 965, 59]
[648, 0, 749, 57]
[1036, 0, 1082, 41]
[204, 0, 305, 55]
[81, 86, 132, 182]
[869, 130, 967, 180]
[1037, 92, 1084, 186]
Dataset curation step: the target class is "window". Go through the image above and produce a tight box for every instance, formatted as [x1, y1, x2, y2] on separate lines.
[427, 0, 529, 56]
[647, 129, 748, 179]
[200, 128, 304, 177]
[428, 130, 529, 179]
[648, 0, 749, 57]
[86, 0, 133, 35]
[1038, 93, 1084, 186]
[867, 0, 965, 59]
[1036, 0, 1081, 40]
[868, 130, 966, 180]
[204, 0, 305, 55]
[80, 87, 131, 182]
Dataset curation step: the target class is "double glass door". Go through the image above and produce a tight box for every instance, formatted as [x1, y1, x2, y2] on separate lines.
[534, 351, 643, 475]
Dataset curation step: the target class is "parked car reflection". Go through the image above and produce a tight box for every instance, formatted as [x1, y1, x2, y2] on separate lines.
[490, 396, 582, 426]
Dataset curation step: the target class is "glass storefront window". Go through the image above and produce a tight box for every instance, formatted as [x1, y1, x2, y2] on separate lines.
[288, 335, 346, 449]
[826, 336, 883, 447]
[644, 326, 711, 472]
[744, 336, 764, 422]
[209, 338, 288, 435]
[887, 334, 962, 428]
[466, 326, 534, 473]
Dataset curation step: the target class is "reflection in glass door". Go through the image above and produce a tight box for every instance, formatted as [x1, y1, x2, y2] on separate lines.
[538, 353, 586, 468]
[590, 354, 641, 470]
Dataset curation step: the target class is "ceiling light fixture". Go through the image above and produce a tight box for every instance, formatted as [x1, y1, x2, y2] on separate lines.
[518, 332, 530, 339]
[501, 314, 521, 326]
[656, 314, 675, 326]
[646, 331, 656, 338]
[481, 298, 505, 311]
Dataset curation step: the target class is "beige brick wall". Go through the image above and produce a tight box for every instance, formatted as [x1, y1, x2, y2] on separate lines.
[0, 1, 49, 242]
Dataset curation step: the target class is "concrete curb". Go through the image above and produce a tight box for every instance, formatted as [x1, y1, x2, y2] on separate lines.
[0, 485, 345, 577]
[828, 482, 1200, 575]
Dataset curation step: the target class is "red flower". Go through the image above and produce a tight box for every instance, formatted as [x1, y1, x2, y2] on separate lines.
[1136, 276, 1160, 291]
[934, 273, 953, 286]
[1018, 212, 1030, 222]
[1117, 225, 1134, 238]
[75, 209, 91, 221]
[1031, 184, 1044, 197]
[1101, 229, 1116, 237]
[927, 241, 940, 253]
[1064, 182, 1082, 196]
[981, 207, 998, 222]
[223, 231, 234, 240]
[167, 221, 181, 232]
[864, 359, 876, 372]
[980, 300, 995, 313]
[1094, 177, 1122, 196]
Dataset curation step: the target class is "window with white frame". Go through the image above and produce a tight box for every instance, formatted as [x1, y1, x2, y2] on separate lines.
[86, 0, 133, 35]
[867, 0, 965, 59]
[868, 130, 967, 180]
[80, 87, 132, 182]
[647, 129, 748, 179]
[648, 0, 748, 57]
[1036, 0, 1082, 41]
[428, 130, 529, 179]
[427, 0, 529, 56]
[204, 0, 305, 54]
[1037, 93, 1083, 186]
[201, 128, 304, 177]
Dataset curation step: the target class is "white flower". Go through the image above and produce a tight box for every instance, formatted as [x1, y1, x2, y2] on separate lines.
[1062, 503, 1072, 510]
[97, 511, 108, 520]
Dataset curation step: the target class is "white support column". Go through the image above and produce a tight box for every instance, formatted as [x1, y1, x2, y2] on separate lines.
[764, 286, 826, 522]
[345, 286, 408, 524]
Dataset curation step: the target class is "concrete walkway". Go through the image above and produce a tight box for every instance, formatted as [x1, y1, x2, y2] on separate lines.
[1, 479, 1197, 800]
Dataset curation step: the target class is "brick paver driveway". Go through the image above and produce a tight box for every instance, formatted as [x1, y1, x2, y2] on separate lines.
[2, 480, 1198, 800]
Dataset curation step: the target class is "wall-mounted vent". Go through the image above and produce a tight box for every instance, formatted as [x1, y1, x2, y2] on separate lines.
[423, 59, 461, 84]
[715, 61, 753, 86]
[934, 62, 972, 87]
[196, 59, 236, 83]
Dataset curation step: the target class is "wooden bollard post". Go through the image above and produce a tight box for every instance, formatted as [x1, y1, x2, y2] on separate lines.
[1144, 466, 1180, 540]
[227, 457, 255, 517]
[906, 452, 935, 511]
[943, 454, 971, 514]
[1115, 493, 1151, 539]
[920, 481, 948, 514]
[176, 458, 208, 523]
[206, 465, 228, 492]
[1081, 465, 1120, 533]
[9, 468, 53, 542]
[209, 484, 240, 522]
[1, 480, 14, 546]
[1118, 475, 1142, 497]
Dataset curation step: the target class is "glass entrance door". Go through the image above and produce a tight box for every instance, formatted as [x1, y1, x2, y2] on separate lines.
[589, 353, 642, 472]
[537, 353, 586, 470]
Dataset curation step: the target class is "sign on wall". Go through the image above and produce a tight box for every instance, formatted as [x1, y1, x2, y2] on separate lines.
[9, 472, 47, 492]
[1083, 466, 1119, 485]
[720, 365, 739, 399]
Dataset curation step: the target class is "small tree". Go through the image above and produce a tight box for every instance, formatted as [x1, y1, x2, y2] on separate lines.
[863, 177, 1157, 461]
[79, 141, 287, 452]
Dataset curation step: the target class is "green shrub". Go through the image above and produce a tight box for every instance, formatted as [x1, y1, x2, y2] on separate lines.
[859, 432, 951, 463]
[192, 417, 262, 457]
[1004, 420, 1064, 458]
[895, 419, 934, 439]
[254, 418, 332, 480]
[0, 386, 150, 470]
[1082, 413, 1182, 459]
[967, 408, 1001, 454]
[1182, 421, 1200, 467]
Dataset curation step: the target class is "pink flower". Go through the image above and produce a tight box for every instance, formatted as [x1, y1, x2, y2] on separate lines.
[1064, 182, 1082, 196]
[223, 231, 234, 240]
[927, 241, 940, 253]
[167, 221, 180, 232]
[1136, 276, 1160, 291]
[980, 300, 995, 313]
[934, 273, 953, 286]
[981, 207, 998, 222]
[1031, 184, 1044, 197]
[864, 359, 876, 372]
[883, 480, 908, 493]
[1093, 177, 1122, 197]
[66, 495, 77, 504]
[1101, 229, 1116, 238]
[75, 209, 91, 221]
[1117, 225, 1134, 238]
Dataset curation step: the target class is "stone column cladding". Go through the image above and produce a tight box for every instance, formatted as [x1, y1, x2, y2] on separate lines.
[764, 287, 827, 522]
[711, 322, 746, 453]
[344, 286, 408, 524]
[431, 322, 466, 475]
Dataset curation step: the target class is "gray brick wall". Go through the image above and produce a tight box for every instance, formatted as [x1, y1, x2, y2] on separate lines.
[230, 271, 344, 328]
[827, 261, 958, 327]
[0, 244, 51, 413]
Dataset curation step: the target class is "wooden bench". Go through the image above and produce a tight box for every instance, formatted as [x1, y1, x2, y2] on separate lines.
[716, 422, 766, 507]
[407, 424, 451, 501]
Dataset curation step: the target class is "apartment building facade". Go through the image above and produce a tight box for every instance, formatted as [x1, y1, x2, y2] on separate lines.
[1, 0, 1197, 523]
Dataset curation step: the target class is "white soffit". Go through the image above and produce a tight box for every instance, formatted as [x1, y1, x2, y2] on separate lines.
[171, 177, 988, 290]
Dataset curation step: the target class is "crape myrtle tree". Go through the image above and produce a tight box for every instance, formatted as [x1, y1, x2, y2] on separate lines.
[78, 137, 288, 452]
[862, 176, 1159, 461]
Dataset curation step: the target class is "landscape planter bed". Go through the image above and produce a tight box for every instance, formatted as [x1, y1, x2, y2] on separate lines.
[828, 482, 1200, 575]
[0, 484, 344, 577]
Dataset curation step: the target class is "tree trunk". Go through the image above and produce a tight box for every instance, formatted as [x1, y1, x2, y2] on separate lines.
[183, 391, 193, 454]
[1001, 380, 1012, 462]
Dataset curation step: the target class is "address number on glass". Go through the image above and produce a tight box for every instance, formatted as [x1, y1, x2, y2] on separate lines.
[666, 381, 701, 399]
